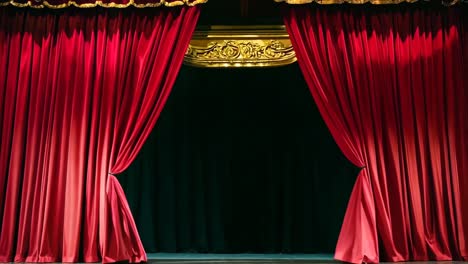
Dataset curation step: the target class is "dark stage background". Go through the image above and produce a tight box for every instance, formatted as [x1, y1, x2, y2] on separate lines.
[119, 64, 359, 254]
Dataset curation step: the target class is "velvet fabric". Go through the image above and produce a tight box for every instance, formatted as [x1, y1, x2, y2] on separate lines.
[0, 6, 199, 262]
[284, 5, 468, 263]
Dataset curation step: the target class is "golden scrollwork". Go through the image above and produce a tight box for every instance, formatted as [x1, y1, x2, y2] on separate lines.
[184, 26, 297, 68]
[274, 0, 462, 4]
[0, 0, 205, 9]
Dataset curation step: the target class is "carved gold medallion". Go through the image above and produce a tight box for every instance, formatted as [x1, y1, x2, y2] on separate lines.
[184, 26, 297, 68]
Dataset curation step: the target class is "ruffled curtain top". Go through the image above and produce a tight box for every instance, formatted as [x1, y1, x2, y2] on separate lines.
[274, 0, 464, 4]
[0, 0, 205, 8]
[1, 0, 466, 8]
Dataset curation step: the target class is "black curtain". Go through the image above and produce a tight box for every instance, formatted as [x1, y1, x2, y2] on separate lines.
[119, 64, 359, 254]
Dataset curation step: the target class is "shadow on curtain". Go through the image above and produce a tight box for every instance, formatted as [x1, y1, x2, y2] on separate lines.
[283, 4, 468, 263]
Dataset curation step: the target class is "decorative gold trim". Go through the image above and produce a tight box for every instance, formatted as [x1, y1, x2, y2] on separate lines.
[273, 0, 461, 4]
[0, 0, 205, 8]
[184, 26, 296, 68]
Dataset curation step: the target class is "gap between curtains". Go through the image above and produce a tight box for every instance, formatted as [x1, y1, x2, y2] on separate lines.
[283, 5, 468, 263]
[0, 6, 199, 262]
[119, 64, 360, 254]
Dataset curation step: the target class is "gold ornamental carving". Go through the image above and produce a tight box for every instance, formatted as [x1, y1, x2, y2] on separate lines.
[274, 0, 463, 4]
[184, 26, 297, 68]
[0, 0, 206, 9]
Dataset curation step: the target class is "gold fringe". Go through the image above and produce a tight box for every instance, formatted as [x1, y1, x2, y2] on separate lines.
[0, 0, 206, 8]
[273, 0, 459, 4]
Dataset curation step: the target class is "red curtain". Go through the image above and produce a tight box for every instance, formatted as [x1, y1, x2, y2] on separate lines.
[284, 5, 468, 263]
[0, 6, 199, 262]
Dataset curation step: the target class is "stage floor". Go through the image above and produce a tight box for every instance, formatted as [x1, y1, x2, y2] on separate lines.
[5, 254, 468, 263]
[147, 254, 468, 264]
[149, 259, 468, 264]
[147, 254, 335, 261]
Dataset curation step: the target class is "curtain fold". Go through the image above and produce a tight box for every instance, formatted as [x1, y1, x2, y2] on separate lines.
[0, 6, 199, 262]
[284, 5, 468, 263]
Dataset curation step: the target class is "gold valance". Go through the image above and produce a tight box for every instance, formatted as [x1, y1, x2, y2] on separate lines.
[184, 26, 297, 68]
[274, 0, 463, 4]
[0, 0, 206, 8]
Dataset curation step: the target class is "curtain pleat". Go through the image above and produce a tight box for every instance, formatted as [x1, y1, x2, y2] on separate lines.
[0, 6, 199, 262]
[284, 5, 468, 263]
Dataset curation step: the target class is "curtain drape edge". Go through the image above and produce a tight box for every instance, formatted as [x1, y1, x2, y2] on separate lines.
[334, 171, 379, 264]
[102, 175, 147, 263]
[101, 6, 200, 263]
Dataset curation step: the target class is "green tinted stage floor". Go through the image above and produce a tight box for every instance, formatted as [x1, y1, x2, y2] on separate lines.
[146, 255, 468, 264]
[147, 254, 335, 261]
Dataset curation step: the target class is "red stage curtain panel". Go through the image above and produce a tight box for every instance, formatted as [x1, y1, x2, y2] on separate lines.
[0, 6, 199, 262]
[284, 5, 468, 264]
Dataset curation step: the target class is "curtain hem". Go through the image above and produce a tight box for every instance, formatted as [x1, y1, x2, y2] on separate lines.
[102, 175, 147, 263]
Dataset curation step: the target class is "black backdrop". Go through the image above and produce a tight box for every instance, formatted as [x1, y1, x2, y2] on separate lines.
[119, 64, 359, 254]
